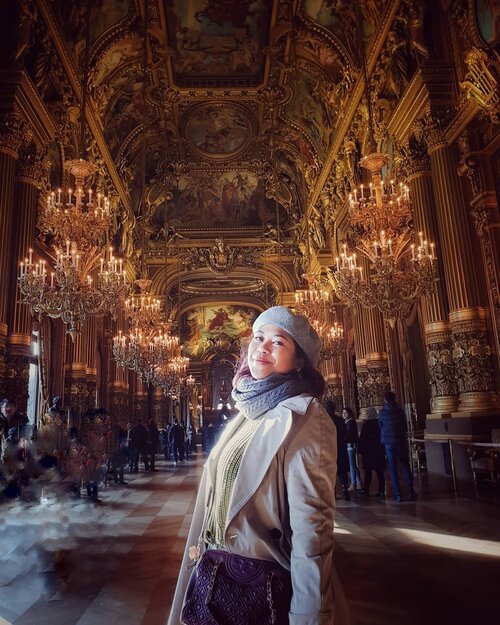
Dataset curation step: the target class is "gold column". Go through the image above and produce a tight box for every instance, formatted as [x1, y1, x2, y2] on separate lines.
[0, 115, 22, 398]
[84, 316, 98, 413]
[352, 302, 370, 415]
[5, 144, 44, 411]
[151, 386, 167, 425]
[64, 331, 88, 431]
[403, 137, 458, 413]
[425, 115, 497, 412]
[134, 377, 149, 421]
[109, 313, 129, 420]
[365, 308, 390, 411]
[324, 356, 344, 409]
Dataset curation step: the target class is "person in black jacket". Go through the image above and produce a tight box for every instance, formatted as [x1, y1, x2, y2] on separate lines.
[343, 406, 363, 492]
[358, 407, 386, 497]
[378, 391, 417, 502]
[130, 420, 149, 471]
[147, 418, 160, 471]
[168, 419, 185, 464]
[326, 400, 350, 501]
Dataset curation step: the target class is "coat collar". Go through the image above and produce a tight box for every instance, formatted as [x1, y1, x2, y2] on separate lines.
[204, 394, 315, 532]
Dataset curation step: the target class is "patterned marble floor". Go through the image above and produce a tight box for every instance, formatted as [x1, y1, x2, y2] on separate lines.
[0, 457, 499, 625]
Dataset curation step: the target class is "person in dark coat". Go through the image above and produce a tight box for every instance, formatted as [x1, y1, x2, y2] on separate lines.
[358, 407, 386, 497]
[378, 391, 417, 502]
[168, 419, 185, 463]
[130, 420, 149, 471]
[326, 400, 350, 501]
[109, 443, 128, 484]
[147, 418, 160, 471]
[343, 406, 363, 491]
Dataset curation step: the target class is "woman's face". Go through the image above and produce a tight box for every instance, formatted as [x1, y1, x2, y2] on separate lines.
[248, 324, 300, 380]
[342, 409, 348, 420]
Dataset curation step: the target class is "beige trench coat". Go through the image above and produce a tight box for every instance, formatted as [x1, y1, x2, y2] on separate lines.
[168, 394, 349, 625]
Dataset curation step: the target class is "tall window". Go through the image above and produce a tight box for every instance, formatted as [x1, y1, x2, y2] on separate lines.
[27, 331, 40, 425]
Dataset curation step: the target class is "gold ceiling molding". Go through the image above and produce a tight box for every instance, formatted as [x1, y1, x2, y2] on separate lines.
[308, 0, 403, 210]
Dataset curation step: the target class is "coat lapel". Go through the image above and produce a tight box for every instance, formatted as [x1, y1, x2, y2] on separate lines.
[225, 394, 314, 529]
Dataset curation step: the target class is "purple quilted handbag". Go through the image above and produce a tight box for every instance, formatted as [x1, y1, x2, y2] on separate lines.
[181, 549, 292, 625]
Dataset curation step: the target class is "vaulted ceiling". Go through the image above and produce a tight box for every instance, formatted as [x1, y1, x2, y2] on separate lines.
[20, 0, 398, 342]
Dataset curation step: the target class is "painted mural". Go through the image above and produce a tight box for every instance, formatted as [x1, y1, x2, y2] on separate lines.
[181, 305, 258, 357]
[91, 38, 143, 86]
[54, 0, 133, 59]
[104, 79, 145, 158]
[475, 0, 500, 47]
[164, 0, 270, 82]
[150, 169, 285, 229]
[285, 69, 335, 158]
[185, 103, 253, 159]
[303, 0, 383, 56]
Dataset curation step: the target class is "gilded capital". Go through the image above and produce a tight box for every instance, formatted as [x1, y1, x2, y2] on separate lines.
[15, 142, 48, 186]
[0, 113, 24, 158]
[399, 137, 431, 180]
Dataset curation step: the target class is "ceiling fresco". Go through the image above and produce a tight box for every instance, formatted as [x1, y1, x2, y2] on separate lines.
[164, 0, 271, 86]
[40, 0, 367, 359]
[149, 168, 285, 230]
[284, 67, 336, 159]
[181, 305, 258, 358]
[183, 102, 255, 160]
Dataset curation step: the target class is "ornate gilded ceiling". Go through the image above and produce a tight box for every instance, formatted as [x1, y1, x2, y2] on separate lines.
[10, 0, 419, 358]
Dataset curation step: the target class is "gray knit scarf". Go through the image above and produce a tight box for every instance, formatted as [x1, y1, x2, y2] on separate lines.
[232, 371, 310, 420]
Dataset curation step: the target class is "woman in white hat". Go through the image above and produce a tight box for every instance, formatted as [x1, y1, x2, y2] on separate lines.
[168, 306, 340, 625]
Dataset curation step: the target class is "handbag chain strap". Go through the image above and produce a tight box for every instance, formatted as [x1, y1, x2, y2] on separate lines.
[205, 557, 223, 605]
[266, 572, 276, 625]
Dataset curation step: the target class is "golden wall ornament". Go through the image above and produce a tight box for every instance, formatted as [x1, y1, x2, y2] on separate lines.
[425, 322, 459, 413]
[460, 47, 499, 124]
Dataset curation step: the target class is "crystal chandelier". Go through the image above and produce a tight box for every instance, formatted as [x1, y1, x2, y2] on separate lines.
[315, 317, 345, 361]
[152, 354, 190, 396]
[113, 325, 180, 385]
[124, 279, 163, 331]
[18, 160, 128, 339]
[294, 273, 331, 324]
[328, 152, 436, 324]
[327, 3, 436, 325]
[17, 4, 128, 340]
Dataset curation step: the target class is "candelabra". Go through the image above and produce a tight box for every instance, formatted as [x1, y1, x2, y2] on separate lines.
[152, 354, 190, 396]
[328, 152, 437, 325]
[18, 159, 128, 338]
[317, 318, 345, 361]
[113, 325, 180, 385]
[124, 279, 163, 332]
[294, 273, 331, 324]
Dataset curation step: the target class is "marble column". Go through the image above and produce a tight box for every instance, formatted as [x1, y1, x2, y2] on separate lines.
[5, 145, 44, 411]
[402, 137, 458, 413]
[0, 115, 22, 398]
[425, 115, 497, 413]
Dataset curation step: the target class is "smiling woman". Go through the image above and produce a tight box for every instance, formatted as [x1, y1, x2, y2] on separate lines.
[168, 306, 342, 625]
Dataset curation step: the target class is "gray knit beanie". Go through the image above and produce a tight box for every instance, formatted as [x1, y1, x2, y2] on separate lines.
[252, 306, 321, 366]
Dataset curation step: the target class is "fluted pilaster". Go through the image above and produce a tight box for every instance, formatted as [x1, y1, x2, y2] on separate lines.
[134, 378, 148, 421]
[428, 142, 479, 312]
[425, 118, 497, 412]
[5, 152, 42, 408]
[404, 137, 457, 412]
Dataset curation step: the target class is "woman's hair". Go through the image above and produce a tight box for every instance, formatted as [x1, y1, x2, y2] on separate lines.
[232, 341, 326, 398]
[342, 406, 355, 419]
